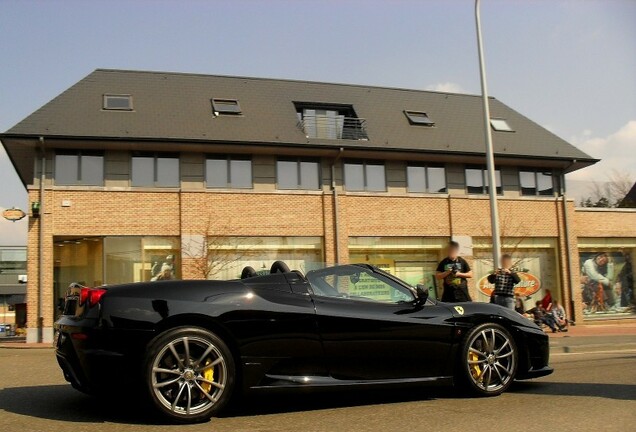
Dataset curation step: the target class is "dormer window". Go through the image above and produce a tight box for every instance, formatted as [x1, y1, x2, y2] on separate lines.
[295, 103, 367, 140]
[103, 94, 132, 111]
[404, 110, 434, 126]
[212, 98, 242, 115]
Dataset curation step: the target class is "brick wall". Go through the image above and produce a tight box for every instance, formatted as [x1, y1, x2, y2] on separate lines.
[26, 187, 636, 335]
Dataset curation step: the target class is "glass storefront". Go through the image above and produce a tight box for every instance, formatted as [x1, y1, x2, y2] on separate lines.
[348, 237, 447, 300]
[578, 238, 635, 319]
[472, 238, 560, 313]
[53, 236, 180, 317]
[207, 236, 324, 280]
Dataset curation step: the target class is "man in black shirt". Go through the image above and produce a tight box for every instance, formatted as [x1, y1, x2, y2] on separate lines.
[436, 241, 473, 302]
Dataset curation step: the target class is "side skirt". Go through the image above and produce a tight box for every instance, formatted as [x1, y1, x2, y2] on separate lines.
[249, 374, 454, 392]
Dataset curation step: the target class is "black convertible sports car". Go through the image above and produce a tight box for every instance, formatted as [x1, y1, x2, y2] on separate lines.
[55, 261, 552, 423]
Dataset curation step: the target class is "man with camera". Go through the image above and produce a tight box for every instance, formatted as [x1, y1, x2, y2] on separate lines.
[488, 254, 521, 310]
[436, 241, 473, 302]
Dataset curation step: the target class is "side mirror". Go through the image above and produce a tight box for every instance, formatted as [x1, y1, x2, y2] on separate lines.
[415, 284, 429, 304]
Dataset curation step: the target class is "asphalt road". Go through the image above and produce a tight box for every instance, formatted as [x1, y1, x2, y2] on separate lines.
[0, 344, 635, 432]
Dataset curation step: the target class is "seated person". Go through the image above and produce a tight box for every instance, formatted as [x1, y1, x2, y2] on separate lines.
[551, 300, 568, 332]
[526, 301, 559, 333]
[514, 294, 525, 315]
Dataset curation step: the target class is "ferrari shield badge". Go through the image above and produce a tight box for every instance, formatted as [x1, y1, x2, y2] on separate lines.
[454, 306, 465, 315]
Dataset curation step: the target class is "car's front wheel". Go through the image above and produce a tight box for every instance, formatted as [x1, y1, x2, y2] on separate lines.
[459, 323, 518, 396]
[143, 327, 235, 423]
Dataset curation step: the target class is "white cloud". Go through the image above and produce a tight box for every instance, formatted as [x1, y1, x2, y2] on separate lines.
[566, 120, 636, 202]
[425, 82, 464, 93]
[567, 120, 636, 182]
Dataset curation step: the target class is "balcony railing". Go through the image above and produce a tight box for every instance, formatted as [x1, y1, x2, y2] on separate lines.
[297, 115, 368, 140]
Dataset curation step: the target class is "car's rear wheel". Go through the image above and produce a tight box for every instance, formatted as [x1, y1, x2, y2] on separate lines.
[459, 323, 518, 396]
[143, 327, 235, 423]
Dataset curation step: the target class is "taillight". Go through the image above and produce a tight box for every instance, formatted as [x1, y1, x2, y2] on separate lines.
[79, 287, 107, 307]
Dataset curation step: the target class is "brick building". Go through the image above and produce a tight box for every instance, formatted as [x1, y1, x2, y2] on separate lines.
[1, 69, 634, 343]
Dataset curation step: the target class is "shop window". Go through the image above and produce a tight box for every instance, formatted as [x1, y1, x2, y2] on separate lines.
[578, 239, 636, 319]
[472, 238, 560, 311]
[465, 166, 502, 195]
[344, 161, 386, 192]
[132, 153, 179, 187]
[104, 236, 180, 284]
[520, 170, 554, 196]
[54, 150, 104, 186]
[277, 158, 320, 190]
[348, 236, 448, 300]
[407, 165, 447, 193]
[204, 236, 323, 280]
[206, 156, 252, 189]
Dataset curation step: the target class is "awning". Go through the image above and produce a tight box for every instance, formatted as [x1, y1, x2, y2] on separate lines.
[6, 294, 25, 305]
[0, 285, 27, 295]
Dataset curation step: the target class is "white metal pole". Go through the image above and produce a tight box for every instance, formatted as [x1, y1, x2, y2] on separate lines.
[475, 0, 502, 269]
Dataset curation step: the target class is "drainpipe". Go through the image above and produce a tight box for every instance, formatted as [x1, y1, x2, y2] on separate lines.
[560, 162, 576, 323]
[38, 136, 45, 343]
[331, 148, 344, 264]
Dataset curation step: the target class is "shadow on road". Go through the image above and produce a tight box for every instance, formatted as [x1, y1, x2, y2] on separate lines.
[510, 381, 636, 401]
[0, 384, 168, 425]
[0, 380, 633, 425]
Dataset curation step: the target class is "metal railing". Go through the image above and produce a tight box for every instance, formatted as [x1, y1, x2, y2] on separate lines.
[297, 115, 368, 140]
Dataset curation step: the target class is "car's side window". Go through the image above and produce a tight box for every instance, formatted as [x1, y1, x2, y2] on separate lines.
[308, 266, 414, 304]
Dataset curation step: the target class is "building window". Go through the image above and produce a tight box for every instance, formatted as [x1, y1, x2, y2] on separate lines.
[344, 161, 386, 192]
[54, 151, 104, 186]
[490, 118, 514, 132]
[520, 170, 554, 196]
[205, 156, 252, 189]
[407, 165, 447, 193]
[211, 98, 242, 115]
[404, 111, 435, 126]
[132, 153, 179, 187]
[295, 103, 368, 140]
[465, 166, 502, 195]
[277, 158, 320, 190]
[103, 94, 132, 111]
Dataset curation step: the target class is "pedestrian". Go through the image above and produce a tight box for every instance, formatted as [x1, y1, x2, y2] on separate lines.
[487, 254, 520, 310]
[527, 301, 559, 333]
[436, 241, 473, 302]
[551, 299, 568, 332]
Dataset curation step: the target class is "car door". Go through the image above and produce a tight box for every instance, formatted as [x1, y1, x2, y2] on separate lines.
[308, 265, 454, 381]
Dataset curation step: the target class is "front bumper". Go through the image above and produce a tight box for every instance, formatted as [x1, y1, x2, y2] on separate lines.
[514, 324, 553, 380]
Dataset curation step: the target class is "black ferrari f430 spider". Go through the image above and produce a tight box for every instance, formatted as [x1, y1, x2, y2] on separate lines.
[55, 261, 552, 423]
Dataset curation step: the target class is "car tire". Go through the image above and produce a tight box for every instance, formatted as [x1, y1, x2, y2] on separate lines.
[143, 326, 235, 423]
[458, 323, 518, 396]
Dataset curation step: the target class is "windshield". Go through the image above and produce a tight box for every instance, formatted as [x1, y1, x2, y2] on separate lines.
[306, 264, 415, 304]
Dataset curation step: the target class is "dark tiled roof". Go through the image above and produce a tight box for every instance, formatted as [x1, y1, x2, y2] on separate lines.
[3, 69, 595, 161]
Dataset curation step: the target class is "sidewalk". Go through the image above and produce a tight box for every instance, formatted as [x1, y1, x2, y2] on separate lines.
[548, 322, 636, 338]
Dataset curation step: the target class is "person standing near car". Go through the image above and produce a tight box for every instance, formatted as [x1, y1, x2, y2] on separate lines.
[436, 241, 473, 302]
[488, 254, 520, 310]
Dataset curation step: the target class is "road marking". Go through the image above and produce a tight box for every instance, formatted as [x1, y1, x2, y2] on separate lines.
[552, 349, 636, 356]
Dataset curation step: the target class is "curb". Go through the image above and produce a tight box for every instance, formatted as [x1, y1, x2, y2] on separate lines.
[549, 342, 636, 354]
[0, 343, 54, 350]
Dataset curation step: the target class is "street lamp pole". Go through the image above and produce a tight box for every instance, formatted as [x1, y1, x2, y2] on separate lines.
[475, 0, 502, 268]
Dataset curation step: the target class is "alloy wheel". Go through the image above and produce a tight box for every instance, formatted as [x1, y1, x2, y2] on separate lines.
[466, 327, 516, 392]
[151, 336, 227, 416]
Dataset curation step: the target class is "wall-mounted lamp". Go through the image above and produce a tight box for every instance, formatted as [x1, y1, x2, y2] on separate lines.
[31, 201, 40, 218]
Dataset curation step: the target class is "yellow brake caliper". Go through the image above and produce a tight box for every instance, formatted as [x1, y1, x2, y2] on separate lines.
[201, 359, 214, 393]
[470, 352, 482, 380]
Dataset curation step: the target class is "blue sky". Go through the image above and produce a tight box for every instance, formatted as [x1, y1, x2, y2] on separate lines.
[1, 0, 635, 244]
